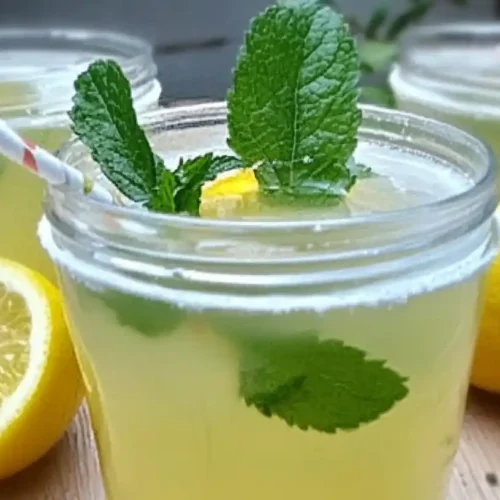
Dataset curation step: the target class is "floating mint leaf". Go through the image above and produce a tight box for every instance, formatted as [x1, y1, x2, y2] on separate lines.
[227, 0, 361, 199]
[70, 60, 175, 213]
[92, 288, 185, 337]
[236, 332, 408, 433]
[174, 154, 243, 215]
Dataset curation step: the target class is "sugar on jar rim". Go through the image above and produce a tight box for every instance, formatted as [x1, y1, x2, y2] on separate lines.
[389, 22, 500, 119]
[39, 102, 499, 311]
[0, 27, 160, 124]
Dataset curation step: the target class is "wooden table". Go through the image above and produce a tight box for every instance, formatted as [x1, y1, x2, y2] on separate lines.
[1, 389, 499, 500]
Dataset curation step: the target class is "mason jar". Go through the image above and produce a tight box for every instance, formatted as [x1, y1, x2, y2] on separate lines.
[0, 28, 161, 282]
[39, 103, 498, 500]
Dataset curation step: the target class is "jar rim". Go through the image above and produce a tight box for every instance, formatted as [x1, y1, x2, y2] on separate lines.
[390, 22, 500, 118]
[42, 102, 498, 310]
[0, 27, 159, 123]
[53, 101, 497, 233]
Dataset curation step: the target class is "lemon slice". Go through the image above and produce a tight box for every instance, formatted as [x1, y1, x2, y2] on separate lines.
[0, 259, 83, 479]
[200, 168, 259, 218]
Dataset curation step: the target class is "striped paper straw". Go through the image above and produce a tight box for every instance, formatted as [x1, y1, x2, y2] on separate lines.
[0, 119, 114, 204]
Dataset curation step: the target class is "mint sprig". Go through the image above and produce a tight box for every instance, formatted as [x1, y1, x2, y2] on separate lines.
[228, 0, 361, 201]
[71, 2, 362, 211]
[70, 60, 239, 214]
[235, 332, 408, 433]
[69, 61, 176, 212]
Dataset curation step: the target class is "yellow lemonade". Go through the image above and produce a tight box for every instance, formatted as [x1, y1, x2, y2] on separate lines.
[59, 273, 479, 500]
[40, 104, 498, 500]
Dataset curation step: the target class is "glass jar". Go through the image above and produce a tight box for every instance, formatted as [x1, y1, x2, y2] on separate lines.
[0, 28, 161, 282]
[40, 103, 498, 500]
[389, 23, 500, 165]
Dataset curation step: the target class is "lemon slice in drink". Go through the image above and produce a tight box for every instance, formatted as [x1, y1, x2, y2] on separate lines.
[200, 168, 259, 218]
[0, 260, 83, 479]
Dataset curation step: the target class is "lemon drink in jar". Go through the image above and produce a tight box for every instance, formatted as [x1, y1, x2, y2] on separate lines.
[0, 28, 161, 283]
[40, 3, 498, 500]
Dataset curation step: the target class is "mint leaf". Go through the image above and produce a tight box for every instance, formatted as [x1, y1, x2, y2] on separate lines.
[256, 162, 351, 207]
[227, 1, 361, 199]
[148, 167, 176, 213]
[79, 286, 185, 338]
[174, 155, 243, 215]
[70, 60, 175, 213]
[104, 294, 184, 337]
[236, 332, 408, 433]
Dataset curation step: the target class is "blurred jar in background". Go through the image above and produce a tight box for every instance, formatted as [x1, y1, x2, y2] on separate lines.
[0, 28, 160, 282]
[389, 23, 500, 168]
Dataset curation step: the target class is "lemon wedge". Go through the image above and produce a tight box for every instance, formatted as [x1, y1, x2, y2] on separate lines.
[470, 246, 500, 394]
[0, 259, 83, 479]
[200, 168, 259, 218]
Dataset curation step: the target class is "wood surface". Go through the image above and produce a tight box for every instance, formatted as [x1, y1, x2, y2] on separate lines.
[0, 389, 499, 499]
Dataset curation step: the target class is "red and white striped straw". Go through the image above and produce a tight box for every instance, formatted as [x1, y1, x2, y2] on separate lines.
[0, 119, 114, 204]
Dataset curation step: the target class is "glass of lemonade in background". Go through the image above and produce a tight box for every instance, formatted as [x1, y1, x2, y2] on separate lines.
[38, 103, 499, 500]
[389, 23, 500, 166]
[0, 28, 161, 282]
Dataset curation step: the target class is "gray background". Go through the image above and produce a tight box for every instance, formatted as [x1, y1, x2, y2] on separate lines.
[0, 0, 496, 100]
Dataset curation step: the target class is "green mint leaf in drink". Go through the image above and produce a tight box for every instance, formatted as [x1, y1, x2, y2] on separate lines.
[173, 155, 243, 215]
[236, 332, 408, 433]
[227, 0, 361, 200]
[100, 290, 185, 337]
[69, 60, 175, 213]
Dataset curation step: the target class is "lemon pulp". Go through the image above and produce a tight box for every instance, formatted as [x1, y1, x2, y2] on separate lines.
[0, 260, 83, 479]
